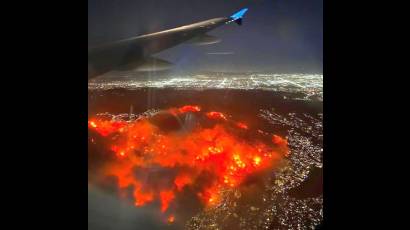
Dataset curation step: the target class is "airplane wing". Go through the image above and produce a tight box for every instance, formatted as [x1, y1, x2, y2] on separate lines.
[88, 8, 248, 79]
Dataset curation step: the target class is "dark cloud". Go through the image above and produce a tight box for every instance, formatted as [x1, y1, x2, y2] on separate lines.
[88, 185, 175, 230]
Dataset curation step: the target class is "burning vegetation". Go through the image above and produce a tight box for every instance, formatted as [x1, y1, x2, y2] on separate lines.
[88, 105, 289, 224]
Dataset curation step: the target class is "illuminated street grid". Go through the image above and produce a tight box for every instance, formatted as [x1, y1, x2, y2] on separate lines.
[89, 73, 322, 101]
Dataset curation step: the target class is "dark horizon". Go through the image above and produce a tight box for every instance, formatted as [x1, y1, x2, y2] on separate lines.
[88, 0, 322, 74]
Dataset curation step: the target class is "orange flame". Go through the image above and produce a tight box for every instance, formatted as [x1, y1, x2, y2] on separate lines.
[179, 105, 201, 113]
[134, 189, 154, 207]
[167, 215, 175, 223]
[174, 174, 193, 191]
[160, 190, 175, 213]
[236, 122, 249, 129]
[88, 105, 289, 215]
[272, 134, 288, 146]
[206, 111, 227, 121]
[88, 119, 126, 136]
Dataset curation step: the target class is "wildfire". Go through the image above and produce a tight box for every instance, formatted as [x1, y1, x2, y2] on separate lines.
[88, 105, 289, 218]
[134, 189, 154, 207]
[88, 119, 126, 137]
[206, 111, 227, 121]
[236, 122, 249, 129]
[160, 190, 175, 213]
[179, 105, 201, 113]
[253, 156, 262, 166]
[167, 215, 175, 223]
[272, 134, 288, 146]
[89, 121, 97, 128]
[174, 174, 193, 191]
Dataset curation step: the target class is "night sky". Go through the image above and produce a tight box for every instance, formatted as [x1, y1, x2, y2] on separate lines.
[88, 0, 322, 73]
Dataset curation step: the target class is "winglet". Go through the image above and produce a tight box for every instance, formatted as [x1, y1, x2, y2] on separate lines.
[230, 8, 248, 25]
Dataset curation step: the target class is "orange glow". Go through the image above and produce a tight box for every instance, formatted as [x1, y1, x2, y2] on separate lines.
[134, 188, 154, 207]
[208, 193, 218, 204]
[208, 146, 223, 154]
[236, 122, 248, 129]
[206, 111, 227, 121]
[88, 105, 289, 214]
[254, 156, 262, 166]
[179, 105, 201, 113]
[88, 119, 127, 137]
[89, 121, 97, 128]
[174, 174, 193, 191]
[199, 187, 220, 206]
[160, 190, 175, 213]
[167, 215, 175, 223]
[272, 134, 288, 146]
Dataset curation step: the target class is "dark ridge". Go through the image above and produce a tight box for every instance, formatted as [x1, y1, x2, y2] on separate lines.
[288, 166, 323, 199]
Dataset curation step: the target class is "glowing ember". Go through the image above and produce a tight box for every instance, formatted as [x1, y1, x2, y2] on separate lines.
[179, 105, 201, 113]
[160, 190, 175, 212]
[236, 122, 249, 129]
[206, 111, 227, 121]
[174, 174, 193, 191]
[90, 121, 97, 128]
[253, 156, 262, 166]
[167, 215, 175, 223]
[88, 105, 289, 216]
[134, 189, 154, 207]
[88, 119, 127, 137]
[272, 134, 288, 146]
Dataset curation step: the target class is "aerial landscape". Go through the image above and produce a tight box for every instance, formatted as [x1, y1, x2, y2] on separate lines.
[88, 0, 322, 229]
